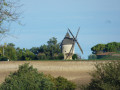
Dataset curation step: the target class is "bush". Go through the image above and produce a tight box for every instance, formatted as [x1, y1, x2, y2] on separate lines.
[88, 54, 97, 60]
[57, 53, 64, 60]
[0, 63, 76, 90]
[81, 61, 120, 90]
[0, 63, 55, 90]
[72, 54, 78, 60]
[56, 76, 76, 90]
[0, 56, 8, 61]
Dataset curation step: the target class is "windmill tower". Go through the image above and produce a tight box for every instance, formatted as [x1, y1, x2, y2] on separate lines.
[61, 28, 83, 60]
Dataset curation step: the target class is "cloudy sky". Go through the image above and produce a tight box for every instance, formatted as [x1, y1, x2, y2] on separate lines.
[2, 0, 120, 59]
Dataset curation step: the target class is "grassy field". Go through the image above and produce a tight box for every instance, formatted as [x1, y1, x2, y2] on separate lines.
[0, 60, 110, 89]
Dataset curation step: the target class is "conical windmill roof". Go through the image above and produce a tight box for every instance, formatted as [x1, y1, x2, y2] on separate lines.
[65, 32, 70, 38]
[61, 32, 74, 45]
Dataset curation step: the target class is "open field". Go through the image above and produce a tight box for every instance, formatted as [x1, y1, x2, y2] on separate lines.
[0, 60, 111, 89]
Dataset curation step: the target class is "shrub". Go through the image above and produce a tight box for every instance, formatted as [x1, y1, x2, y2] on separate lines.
[0, 56, 8, 61]
[88, 54, 97, 60]
[0, 63, 76, 90]
[72, 54, 78, 60]
[81, 61, 120, 90]
[57, 53, 64, 60]
[56, 76, 76, 90]
[46, 75, 76, 90]
[0, 63, 55, 90]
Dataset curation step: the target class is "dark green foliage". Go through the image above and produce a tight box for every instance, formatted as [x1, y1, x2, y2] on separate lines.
[29, 47, 39, 55]
[0, 63, 55, 90]
[30, 37, 62, 60]
[56, 76, 76, 90]
[105, 42, 120, 52]
[88, 54, 97, 60]
[0, 63, 76, 90]
[97, 55, 120, 60]
[5, 45, 17, 60]
[24, 49, 36, 60]
[6, 46, 36, 60]
[0, 37, 63, 61]
[7, 43, 15, 47]
[90, 42, 120, 60]
[91, 44, 105, 54]
[57, 53, 64, 60]
[37, 53, 47, 60]
[72, 54, 78, 60]
[44, 37, 61, 59]
[91, 42, 120, 54]
[0, 56, 8, 61]
[81, 61, 120, 90]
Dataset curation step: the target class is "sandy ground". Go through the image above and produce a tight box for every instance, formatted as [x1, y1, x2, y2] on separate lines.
[0, 61, 106, 89]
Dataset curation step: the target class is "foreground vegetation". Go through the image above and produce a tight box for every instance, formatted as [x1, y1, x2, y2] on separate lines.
[0, 60, 119, 90]
[0, 63, 76, 90]
[81, 61, 120, 90]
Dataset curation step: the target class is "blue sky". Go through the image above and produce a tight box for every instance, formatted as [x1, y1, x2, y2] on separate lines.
[2, 0, 120, 59]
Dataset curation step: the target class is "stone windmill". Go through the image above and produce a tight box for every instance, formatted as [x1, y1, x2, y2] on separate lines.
[61, 28, 83, 60]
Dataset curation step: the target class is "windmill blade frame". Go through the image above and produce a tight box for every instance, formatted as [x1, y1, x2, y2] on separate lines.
[75, 27, 80, 39]
[68, 28, 75, 39]
[75, 27, 83, 54]
[68, 28, 83, 54]
[76, 41, 83, 54]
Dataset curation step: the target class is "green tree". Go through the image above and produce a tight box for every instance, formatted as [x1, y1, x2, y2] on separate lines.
[105, 42, 119, 52]
[7, 43, 15, 47]
[16, 47, 23, 60]
[39, 45, 48, 54]
[91, 44, 105, 54]
[47, 37, 57, 46]
[25, 49, 36, 60]
[37, 53, 46, 60]
[30, 37, 62, 60]
[4, 45, 17, 60]
[91, 42, 120, 54]
[30, 47, 39, 55]
[47, 37, 61, 59]
[17, 48, 36, 60]
[0, 63, 55, 90]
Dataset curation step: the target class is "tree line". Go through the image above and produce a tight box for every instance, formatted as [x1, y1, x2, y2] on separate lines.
[89, 42, 120, 60]
[91, 42, 120, 54]
[0, 37, 64, 61]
